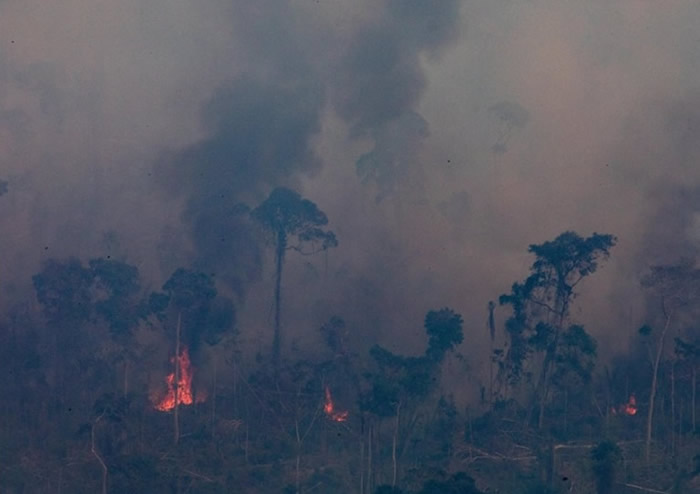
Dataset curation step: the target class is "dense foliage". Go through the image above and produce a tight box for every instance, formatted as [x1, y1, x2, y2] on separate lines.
[0, 196, 698, 493]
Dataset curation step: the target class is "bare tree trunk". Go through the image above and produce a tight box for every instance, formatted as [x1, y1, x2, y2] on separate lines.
[232, 356, 237, 417]
[273, 232, 286, 377]
[679, 399, 683, 446]
[244, 421, 249, 464]
[537, 356, 552, 429]
[367, 424, 373, 494]
[360, 438, 365, 494]
[604, 367, 612, 434]
[392, 403, 401, 487]
[488, 301, 496, 404]
[536, 305, 566, 430]
[693, 365, 697, 433]
[91, 413, 108, 494]
[295, 418, 301, 494]
[467, 408, 474, 460]
[564, 389, 568, 436]
[123, 358, 128, 398]
[174, 311, 182, 446]
[671, 359, 676, 456]
[646, 313, 671, 463]
[211, 357, 217, 440]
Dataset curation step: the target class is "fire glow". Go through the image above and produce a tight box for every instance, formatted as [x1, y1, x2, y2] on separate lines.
[324, 386, 348, 422]
[611, 394, 637, 416]
[154, 346, 194, 412]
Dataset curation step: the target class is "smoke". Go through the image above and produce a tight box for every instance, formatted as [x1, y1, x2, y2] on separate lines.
[154, 77, 325, 293]
[2, 0, 700, 390]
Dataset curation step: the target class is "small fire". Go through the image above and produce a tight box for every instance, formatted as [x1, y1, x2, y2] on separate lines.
[610, 394, 637, 416]
[154, 346, 194, 412]
[622, 394, 637, 416]
[324, 386, 348, 422]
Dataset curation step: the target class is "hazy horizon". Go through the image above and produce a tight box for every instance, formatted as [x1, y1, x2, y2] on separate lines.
[2, 0, 700, 384]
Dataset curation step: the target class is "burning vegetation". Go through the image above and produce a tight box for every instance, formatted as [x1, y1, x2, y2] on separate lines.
[611, 394, 638, 416]
[153, 346, 195, 412]
[324, 386, 348, 422]
[11, 220, 700, 493]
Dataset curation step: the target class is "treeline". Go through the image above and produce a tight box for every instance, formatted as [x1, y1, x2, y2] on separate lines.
[0, 187, 698, 493]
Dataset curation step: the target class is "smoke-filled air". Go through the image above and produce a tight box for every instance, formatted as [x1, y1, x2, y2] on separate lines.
[1, 1, 699, 492]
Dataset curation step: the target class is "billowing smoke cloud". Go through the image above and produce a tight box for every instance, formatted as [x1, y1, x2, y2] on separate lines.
[2, 0, 700, 390]
[155, 78, 325, 293]
[154, 0, 462, 296]
[332, 0, 460, 200]
[333, 0, 460, 133]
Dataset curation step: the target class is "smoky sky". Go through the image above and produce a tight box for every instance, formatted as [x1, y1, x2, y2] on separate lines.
[2, 0, 700, 387]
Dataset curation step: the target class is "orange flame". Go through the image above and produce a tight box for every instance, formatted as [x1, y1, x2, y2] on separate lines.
[324, 386, 348, 422]
[154, 346, 194, 411]
[610, 394, 637, 416]
[623, 394, 637, 416]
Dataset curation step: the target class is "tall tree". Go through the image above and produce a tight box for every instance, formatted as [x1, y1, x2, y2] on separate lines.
[640, 261, 700, 462]
[361, 308, 463, 490]
[251, 187, 337, 372]
[33, 258, 95, 400]
[498, 231, 615, 428]
[675, 337, 699, 434]
[149, 268, 233, 445]
[89, 258, 146, 397]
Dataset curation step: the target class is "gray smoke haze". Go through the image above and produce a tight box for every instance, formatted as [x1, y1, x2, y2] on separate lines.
[2, 0, 700, 394]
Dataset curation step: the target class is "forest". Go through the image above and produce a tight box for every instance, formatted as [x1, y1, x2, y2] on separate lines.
[2, 2, 700, 493]
[0, 184, 698, 494]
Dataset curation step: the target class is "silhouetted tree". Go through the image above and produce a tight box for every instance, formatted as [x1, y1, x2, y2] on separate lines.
[498, 231, 615, 428]
[362, 308, 464, 490]
[90, 258, 147, 396]
[150, 268, 233, 445]
[33, 258, 94, 330]
[251, 187, 337, 373]
[425, 308, 464, 363]
[675, 337, 699, 433]
[550, 324, 597, 433]
[641, 261, 700, 462]
[33, 258, 95, 399]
